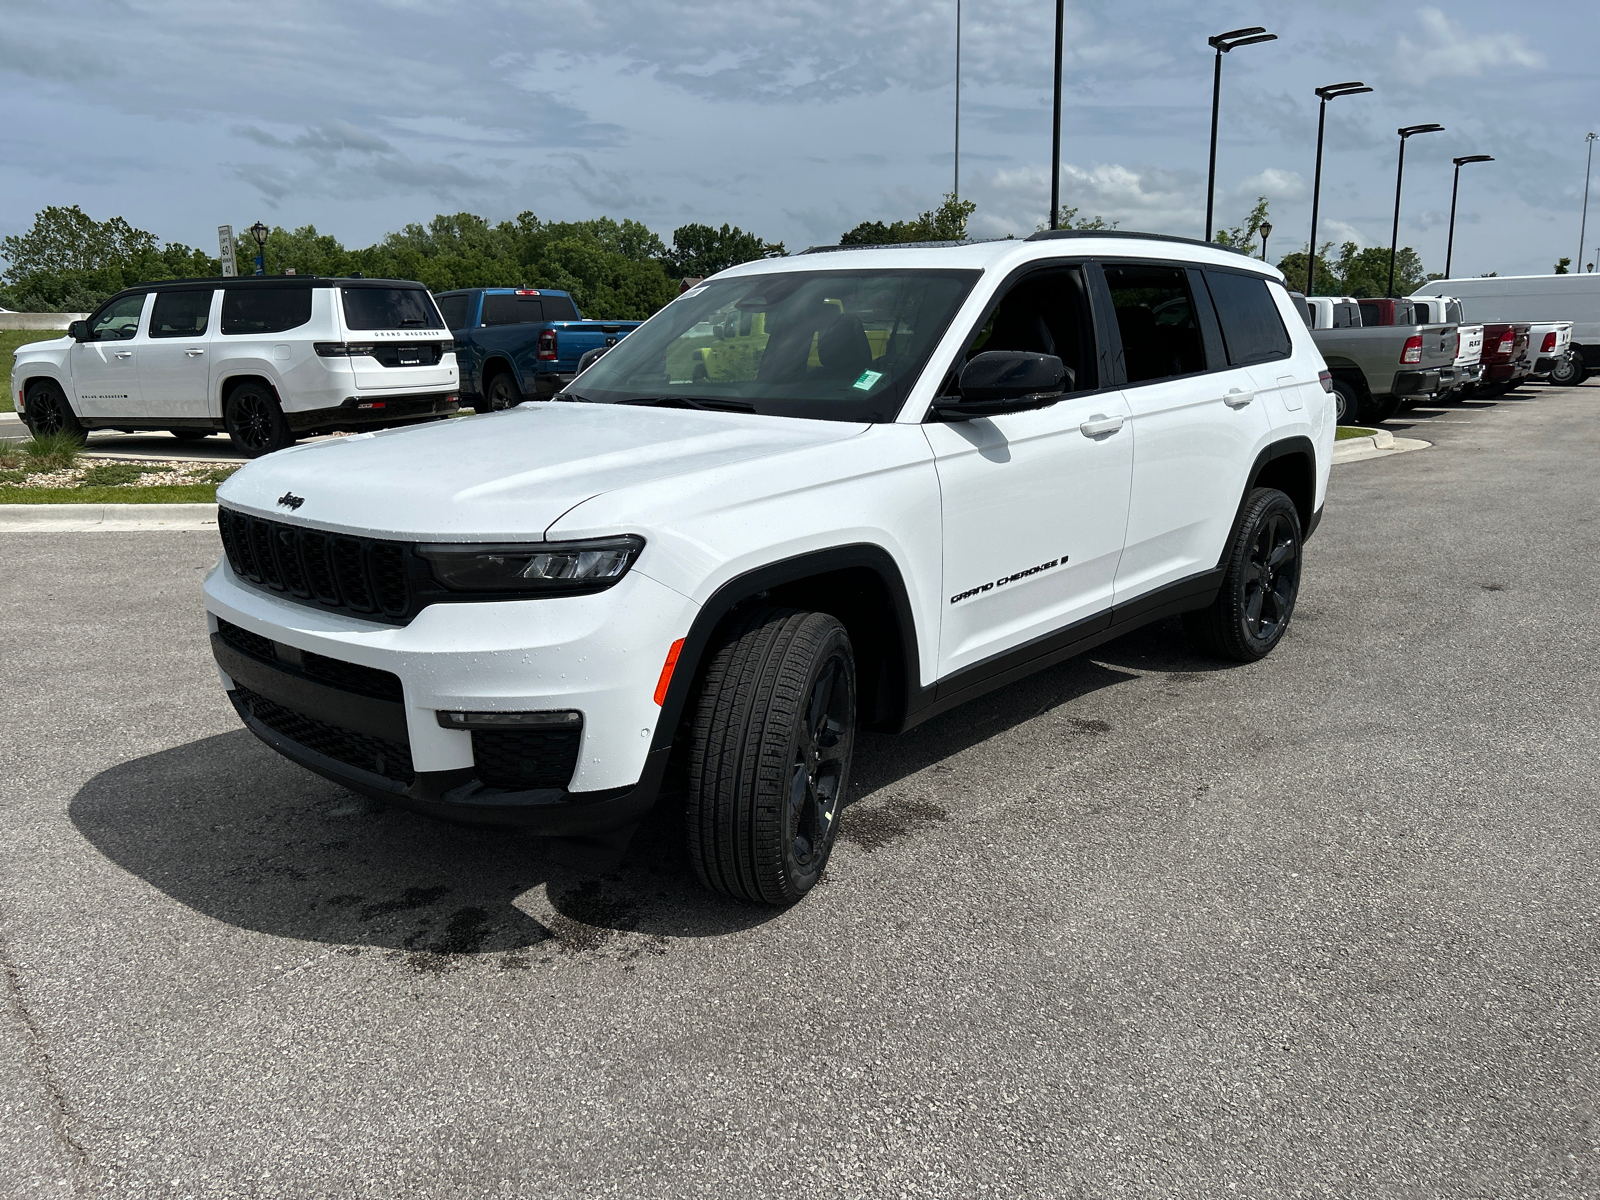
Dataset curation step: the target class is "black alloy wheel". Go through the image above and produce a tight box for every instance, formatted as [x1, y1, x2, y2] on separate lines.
[685, 607, 857, 905]
[1184, 488, 1303, 663]
[484, 372, 522, 412]
[24, 381, 87, 444]
[224, 384, 293, 458]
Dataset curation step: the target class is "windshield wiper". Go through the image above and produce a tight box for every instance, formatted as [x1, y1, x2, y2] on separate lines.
[618, 396, 757, 413]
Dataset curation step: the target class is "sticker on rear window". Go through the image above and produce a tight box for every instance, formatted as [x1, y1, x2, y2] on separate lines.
[853, 370, 884, 391]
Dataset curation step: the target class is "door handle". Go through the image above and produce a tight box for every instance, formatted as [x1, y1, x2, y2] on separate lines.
[1079, 414, 1125, 437]
[1223, 389, 1254, 408]
[113, 351, 134, 359]
[185, 348, 205, 357]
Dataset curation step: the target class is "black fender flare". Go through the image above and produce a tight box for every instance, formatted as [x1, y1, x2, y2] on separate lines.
[650, 544, 923, 755]
[1233, 435, 1318, 546]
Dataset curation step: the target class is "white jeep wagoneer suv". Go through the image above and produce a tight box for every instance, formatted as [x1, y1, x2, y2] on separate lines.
[12, 276, 459, 457]
[202, 232, 1333, 905]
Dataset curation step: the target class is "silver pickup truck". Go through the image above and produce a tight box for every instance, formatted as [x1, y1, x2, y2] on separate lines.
[1290, 293, 1459, 424]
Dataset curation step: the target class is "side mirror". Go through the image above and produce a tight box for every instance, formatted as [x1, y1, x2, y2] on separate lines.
[68, 320, 90, 342]
[931, 351, 1072, 421]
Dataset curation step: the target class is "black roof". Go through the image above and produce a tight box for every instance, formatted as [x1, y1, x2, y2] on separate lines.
[118, 276, 428, 292]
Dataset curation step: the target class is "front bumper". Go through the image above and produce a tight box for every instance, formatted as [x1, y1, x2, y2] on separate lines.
[204, 558, 697, 832]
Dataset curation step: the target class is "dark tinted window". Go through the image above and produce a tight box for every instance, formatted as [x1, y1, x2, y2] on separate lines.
[221, 287, 313, 335]
[1103, 264, 1207, 383]
[482, 295, 541, 325]
[149, 290, 212, 338]
[1205, 272, 1292, 365]
[964, 268, 1096, 391]
[435, 293, 470, 329]
[341, 287, 443, 330]
[542, 294, 579, 320]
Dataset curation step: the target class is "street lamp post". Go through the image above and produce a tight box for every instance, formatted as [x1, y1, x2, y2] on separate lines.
[1049, 0, 1064, 229]
[1445, 154, 1494, 278]
[248, 221, 270, 277]
[1259, 221, 1272, 261]
[1307, 81, 1372, 296]
[953, 0, 961, 202]
[1579, 132, 1597, 269]
[1205, 26, 1277, 242]
[1387, 123, 1445, 296]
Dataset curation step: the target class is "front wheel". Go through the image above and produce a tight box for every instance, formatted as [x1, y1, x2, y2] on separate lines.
[684, 607, 857, 906]
[1184, 488, 1303, 663]
[224, 383, 294, 458]
[23, 380, 88, 445]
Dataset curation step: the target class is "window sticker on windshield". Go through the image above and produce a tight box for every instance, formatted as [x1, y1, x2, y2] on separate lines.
[853, 370, 884, 391]
[682, 286, 708, 298]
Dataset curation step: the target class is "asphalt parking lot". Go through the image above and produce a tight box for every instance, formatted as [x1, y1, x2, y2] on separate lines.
[3, 384, 1598, 1199]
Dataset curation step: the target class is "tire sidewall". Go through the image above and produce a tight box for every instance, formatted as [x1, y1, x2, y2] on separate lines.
[1222, 491, 1303, 659]
[224, 383, 290, 458]
[486, 373, 520, 410]
[1332, 380, 1360, 425]
[778, 624, 857, 897]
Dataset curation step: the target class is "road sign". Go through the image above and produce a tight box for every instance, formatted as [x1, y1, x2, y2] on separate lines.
[218, 225, 237, 277]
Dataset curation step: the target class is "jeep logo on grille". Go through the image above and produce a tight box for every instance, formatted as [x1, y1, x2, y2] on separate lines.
[277, 492, 306, 510]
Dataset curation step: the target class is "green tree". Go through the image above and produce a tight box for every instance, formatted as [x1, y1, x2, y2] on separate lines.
[1555, 256, 1571, 274]
[1275, 241, 1339, 295]
[1212, 197, 1271, 257]
[1034, 204, 1119, 233]
[663, 223, 784, 279]
[1333, 242, 1428, 297]
[0, 205, 217, 311]
[840, 193, 977, 245]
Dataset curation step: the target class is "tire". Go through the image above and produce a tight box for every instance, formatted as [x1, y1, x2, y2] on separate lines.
[224, 382, 294, 458]
[1331, 378, 1362, 425]
[169, 429, 212, 442]
[684, 607, 857, 906]
[1183, 488, 1303, 664]
[1364, 393, 1401, 424]
[1547, 355, 1582, 387]
[481, 371, 522, 413]
[22, 380, 88, 445]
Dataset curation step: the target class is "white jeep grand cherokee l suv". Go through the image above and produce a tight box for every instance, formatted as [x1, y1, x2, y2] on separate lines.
[13, 276, 459, 457]
[203, 232, 1333, 905]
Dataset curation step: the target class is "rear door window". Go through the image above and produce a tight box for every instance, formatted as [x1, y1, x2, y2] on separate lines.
[1102, 263, 1208, 384]
[221, 287, 313, 335]
[1203, 271, 1292, 366]
[481, 294, 544, 326]
[341, 287, 444, 330]
[434, 293, 470, 329]
[149, 290, 213, 338]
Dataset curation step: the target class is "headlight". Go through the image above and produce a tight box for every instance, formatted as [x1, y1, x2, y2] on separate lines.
[416, 535, 644, 593]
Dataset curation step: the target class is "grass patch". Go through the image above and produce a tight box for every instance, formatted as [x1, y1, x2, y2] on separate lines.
[77, 461, 164, 487]
[3, 328, 72, 413]
[1335, 426, 1377, 440]
[0, 484, 219, 504]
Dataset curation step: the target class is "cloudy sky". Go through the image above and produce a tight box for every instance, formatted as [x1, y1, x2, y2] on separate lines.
[3, 0, 1595, 278]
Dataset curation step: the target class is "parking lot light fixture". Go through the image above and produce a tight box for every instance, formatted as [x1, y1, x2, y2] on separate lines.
[1307, 81, 1373, 295]
[1259, 221, 1272, 261]
[248, 221, 270, 277]
[1388, 123, 1445, 296]
[1446, 154, 1494, 278]
[1580, 133, 1598, 270]
[1205, 27, 1277, 242]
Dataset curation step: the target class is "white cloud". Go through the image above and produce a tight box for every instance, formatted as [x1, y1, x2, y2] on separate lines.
[966, 162, 1201, 239]
[1395, 9, 1544, 85]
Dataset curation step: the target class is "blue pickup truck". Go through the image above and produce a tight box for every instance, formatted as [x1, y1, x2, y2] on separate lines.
[432, 288, 642, 412]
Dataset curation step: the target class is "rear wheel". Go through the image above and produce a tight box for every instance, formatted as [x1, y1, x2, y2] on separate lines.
[23, 380, 88, 445]
[1547, 354, 1582, 387]
[482, 371, 522, 413]
[224, 382, 294, 458]
[1331, 378, 1362, 425]
[1364, 393, 1401, 424]
[684, 607, 857, 906]
[1184, 488, 1303, 663]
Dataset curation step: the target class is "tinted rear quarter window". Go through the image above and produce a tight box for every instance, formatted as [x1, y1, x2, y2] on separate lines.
[149, 290, 213, 337]
[342, 287, 443, 331]
[1205, 272, 1292, 365]
[220, 287, 312, 335]
[542, 294, 579, 321]
[1103, 263, 1207, 384]
[435, 294, 470, 329]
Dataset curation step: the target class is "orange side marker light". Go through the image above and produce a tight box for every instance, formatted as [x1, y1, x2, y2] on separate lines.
[653, 638, 685, 706]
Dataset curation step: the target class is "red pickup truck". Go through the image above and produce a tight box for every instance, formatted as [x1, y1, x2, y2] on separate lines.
[1474, 323, 1532, 397]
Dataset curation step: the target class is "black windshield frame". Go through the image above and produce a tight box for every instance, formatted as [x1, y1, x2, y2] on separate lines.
[561, 268, 982, 423]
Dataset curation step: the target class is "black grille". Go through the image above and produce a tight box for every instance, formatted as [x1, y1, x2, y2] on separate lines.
[215, 618, 405, 702]
[235, 685, 414, 783]
[218, 508, 414, 623]
[472, 727, 581, 791]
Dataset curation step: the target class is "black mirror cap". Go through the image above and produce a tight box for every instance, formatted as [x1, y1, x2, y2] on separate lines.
[68, 320, 89, 342]
[958, 351, 1069, 402]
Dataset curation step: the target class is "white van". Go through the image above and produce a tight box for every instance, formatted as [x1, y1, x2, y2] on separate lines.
[1412, 274, 1600, 383]
[12, 277, 460, 457]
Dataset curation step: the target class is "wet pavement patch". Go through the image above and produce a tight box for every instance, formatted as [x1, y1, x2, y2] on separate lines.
[840, 795, 949, 852]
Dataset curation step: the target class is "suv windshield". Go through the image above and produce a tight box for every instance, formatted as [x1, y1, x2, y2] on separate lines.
[342, 287, 445, 331]
[565, 268, 980, 422]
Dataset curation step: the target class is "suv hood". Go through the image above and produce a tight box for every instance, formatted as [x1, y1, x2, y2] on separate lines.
[217, 402, 869, 539]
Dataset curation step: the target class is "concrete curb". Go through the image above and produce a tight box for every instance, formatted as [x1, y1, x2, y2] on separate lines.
[1333, 428, 1431, 464]
[0, 502, 218, 532]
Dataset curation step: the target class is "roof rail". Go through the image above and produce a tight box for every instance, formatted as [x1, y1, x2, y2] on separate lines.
[799, 238, 1012, 255]
[1026, 229, 1253, 256]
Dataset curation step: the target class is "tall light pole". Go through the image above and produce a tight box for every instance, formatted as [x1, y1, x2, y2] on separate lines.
[1205, 26, 1277, 241]
[1579, 132, 1597, 269]
[1388, 123, 1444, 296]
[1307, 81, 1372, 295]
[1049, 0, 1064, 229]
[1446, 154, 1494, 278]
[953, 0, 961, 201]
[1259, 221, 1272, 261]
[248, 221, 269, 277]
